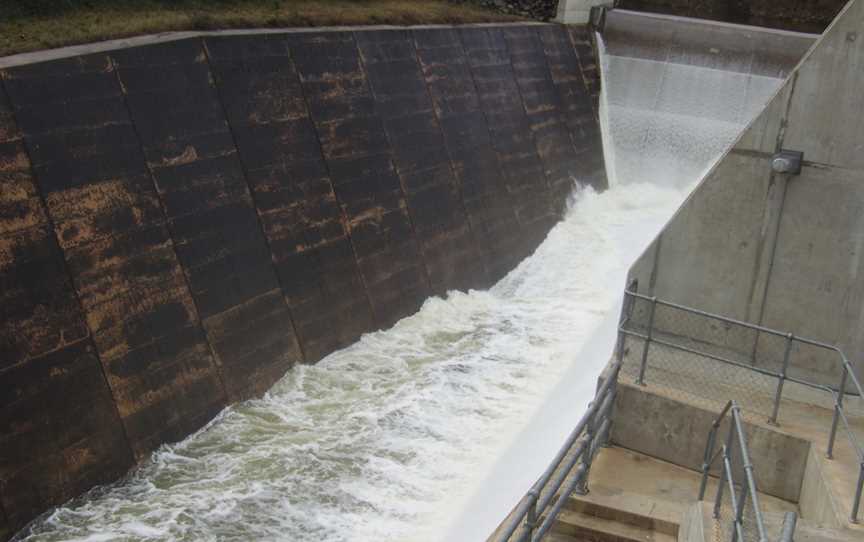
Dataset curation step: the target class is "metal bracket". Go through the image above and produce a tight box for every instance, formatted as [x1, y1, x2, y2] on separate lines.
[771, 150, 804, 175]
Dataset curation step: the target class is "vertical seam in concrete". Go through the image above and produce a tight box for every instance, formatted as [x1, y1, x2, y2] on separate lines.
[291, 35, 380, 329]
[538, 26, 591, 202]
[106, 49, 231, 402]
[199, 37, 308, 364]
[0, 73, 136, 465]
[454, 28, 519, 280]
[569, 26, 601, 120]
[752, 72, 800, 331]
[648, 233, 663, 293]
[503, 27, 557, 199]
[352, 30, 434, 296]
[409, 28, 491, 287]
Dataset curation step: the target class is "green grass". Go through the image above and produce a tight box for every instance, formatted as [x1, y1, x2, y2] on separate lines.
[0, 1, 520, 57]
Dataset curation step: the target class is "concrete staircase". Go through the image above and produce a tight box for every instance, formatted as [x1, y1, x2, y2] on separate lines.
[547, 446, 794, 542]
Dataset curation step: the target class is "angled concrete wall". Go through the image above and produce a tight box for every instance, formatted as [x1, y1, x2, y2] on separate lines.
[617, 0, 848, 33]
[0, 23, 605, 538]
[627, 0, 864, 389]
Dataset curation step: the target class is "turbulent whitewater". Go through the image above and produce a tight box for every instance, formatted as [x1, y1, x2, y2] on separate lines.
[16, 180, 686, 542]
[15, 28, 786, 542]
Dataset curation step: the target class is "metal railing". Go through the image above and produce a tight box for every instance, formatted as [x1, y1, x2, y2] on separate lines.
[491, 358, 621, 542]
[619, 288, 864, 524]
[698, 400, 775, 542]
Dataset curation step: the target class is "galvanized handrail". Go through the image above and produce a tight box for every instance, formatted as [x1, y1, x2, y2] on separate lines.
[491, 299, 632, 542]
[621, 289, 864, 524]
[698, 400, 774, 542]
[492, 361, 619, 542]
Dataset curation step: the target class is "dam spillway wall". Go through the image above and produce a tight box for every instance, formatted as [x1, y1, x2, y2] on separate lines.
[616, 0, 848, 33]
[626, 0, 864, 391]
[0, 23, 605, 537]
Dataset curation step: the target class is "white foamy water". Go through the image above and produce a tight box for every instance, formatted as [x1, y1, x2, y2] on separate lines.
[15, 29, 783, 542]
[599, 39, 785, 189]
[16, 180, 687, 542]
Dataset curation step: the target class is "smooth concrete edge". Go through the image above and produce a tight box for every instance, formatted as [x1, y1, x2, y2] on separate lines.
[556, 0, 614, 24]
[800, 445, 846, 529]
[0, 21, 550, 68]
[611, 381, 810, 502]
[607, 9, 822, 39]
[677, 503, 706, 542]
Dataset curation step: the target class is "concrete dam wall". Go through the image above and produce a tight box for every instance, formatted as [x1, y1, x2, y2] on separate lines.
[616, 0, 848, 32]
[0, 23, 605, 537]
[627, 0, 864, 390]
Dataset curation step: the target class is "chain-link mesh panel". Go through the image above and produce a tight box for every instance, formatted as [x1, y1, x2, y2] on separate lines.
[709, 441, 768, 542]
[619, 295, 778, 423]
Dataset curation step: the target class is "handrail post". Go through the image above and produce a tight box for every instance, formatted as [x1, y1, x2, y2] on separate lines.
[713, 445, 727, 519]
[827, 366, 848, 459]
[576, 401, 597, 495]
[852, 462, 864, 524]
[779, 512, 797, 542]
[521, 490, 538, 542]
[698, 425, 719, 501]
[616, 292, 630, 365]
[636, 297, 657, 386]
[769, 333, 794, 426]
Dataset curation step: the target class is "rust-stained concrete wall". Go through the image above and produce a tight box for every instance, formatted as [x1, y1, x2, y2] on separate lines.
[0, 23, 605, 538]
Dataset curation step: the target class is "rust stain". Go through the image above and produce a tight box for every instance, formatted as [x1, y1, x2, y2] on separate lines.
[161, 145, 198, 167]
[0, 148, 29, 172]
[45, 179, 144, 220]
[348, 206, 385, 227]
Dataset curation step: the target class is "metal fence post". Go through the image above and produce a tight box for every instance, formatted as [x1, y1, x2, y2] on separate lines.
[827, 366, 848, 459]
[636, 297, 657, 386]
[779, 512, 797, 542]
[521, 489, 538, 542]
[698, 425, 718, 501]
[713, 448, 727, 519]
[852, 462, 864, 524]
[576, 404, 597, 495]
[769, 333, 794, 426]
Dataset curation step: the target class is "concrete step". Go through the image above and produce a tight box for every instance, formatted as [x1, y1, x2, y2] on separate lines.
[574, 446, 797, 526]
[552, 508, 677, 542]
[565, 496, 678, 537]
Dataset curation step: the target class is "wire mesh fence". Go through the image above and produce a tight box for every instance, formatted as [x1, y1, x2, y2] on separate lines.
[617, 288, 864, 524]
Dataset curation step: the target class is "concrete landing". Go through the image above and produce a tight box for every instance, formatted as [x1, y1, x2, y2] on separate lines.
[614, 357, 864, 532]
[550, 446, 796, 541]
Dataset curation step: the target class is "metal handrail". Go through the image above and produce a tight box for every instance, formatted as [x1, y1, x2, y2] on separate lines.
[491, 297, 634, 542]
[620, 289, 864, 524]
[698, 400, 774, 542]
[492, 361, 620, 542]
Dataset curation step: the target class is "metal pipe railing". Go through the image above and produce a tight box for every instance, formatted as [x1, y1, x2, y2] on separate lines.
[622, 289, 864, 524]
[699, 401, 775, 542]
[492, 360, 621, 542]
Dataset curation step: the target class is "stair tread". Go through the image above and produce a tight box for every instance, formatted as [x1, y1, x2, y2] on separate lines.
[570, 446, 796, 530]
[554, 509, 677, 542]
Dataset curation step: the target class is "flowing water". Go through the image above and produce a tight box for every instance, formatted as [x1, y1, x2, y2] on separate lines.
[15, 30, 785, 542]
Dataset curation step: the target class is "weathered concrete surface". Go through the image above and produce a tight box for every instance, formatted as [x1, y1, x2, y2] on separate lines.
[0, 70, 134, 538]
[611, 382, 810, 502]
[626, 0, 864, 388]
[680, 501, 861, 542]
[603, 10, 817, 78]
[0, 23, 606, 538]
[556, 0, 614, 24]
[559, 447, 796, 539]
[616, 0, 849, 33]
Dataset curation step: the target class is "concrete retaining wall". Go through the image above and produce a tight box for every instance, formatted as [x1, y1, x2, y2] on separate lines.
[616, 0, 849, 33]
[0, 23, 605, 538]
[626, 0, 864, 389]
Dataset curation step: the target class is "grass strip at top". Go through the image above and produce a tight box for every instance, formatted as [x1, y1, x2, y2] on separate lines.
[1, 0, 521, 57]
